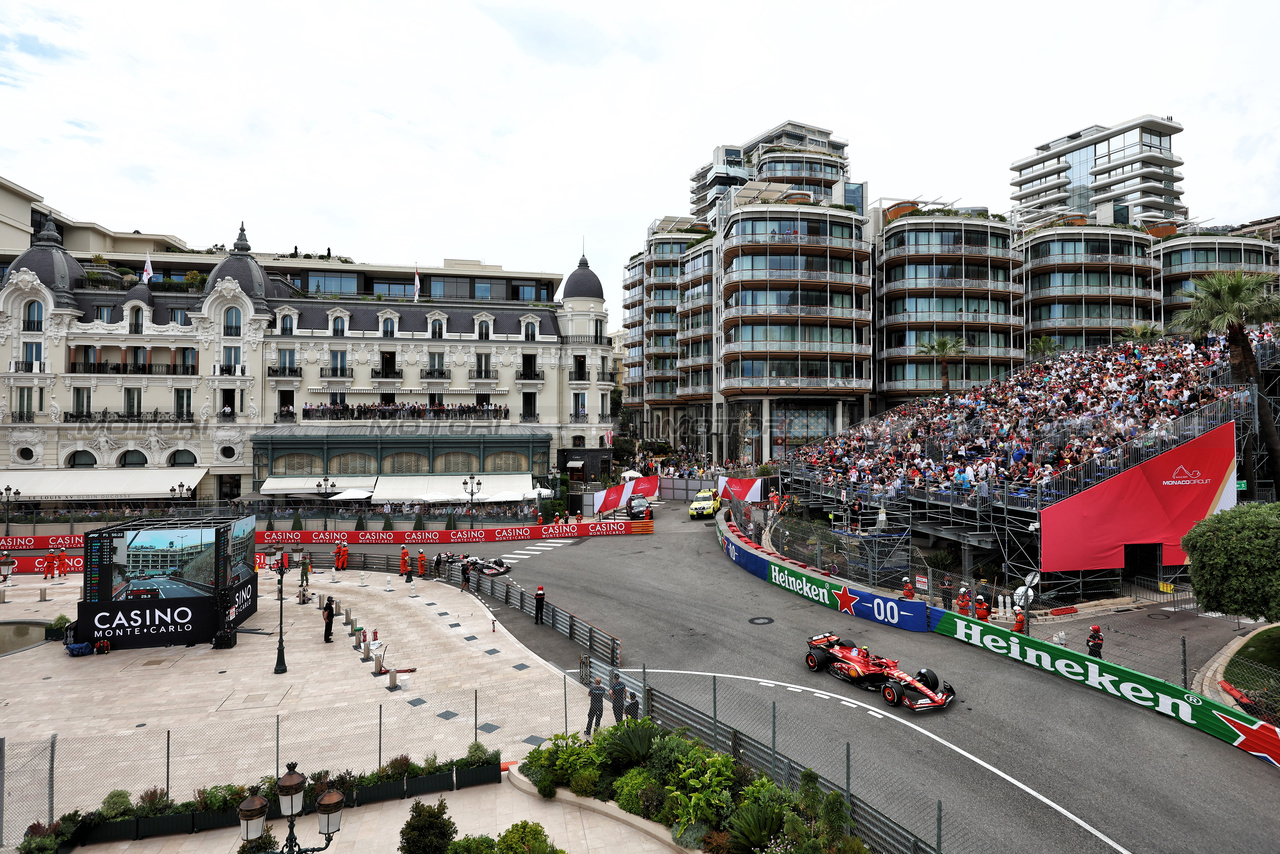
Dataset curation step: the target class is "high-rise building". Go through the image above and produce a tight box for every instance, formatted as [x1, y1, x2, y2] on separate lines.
[1010, 115, 1187, 228]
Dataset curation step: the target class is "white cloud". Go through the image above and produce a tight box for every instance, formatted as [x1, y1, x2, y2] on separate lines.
[3, 0, 1279, 315]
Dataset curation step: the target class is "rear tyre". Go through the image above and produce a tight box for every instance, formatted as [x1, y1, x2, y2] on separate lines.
[806, 652, 823, 672]
[882, 681, 903, 707]
[916, 668, 940, 692]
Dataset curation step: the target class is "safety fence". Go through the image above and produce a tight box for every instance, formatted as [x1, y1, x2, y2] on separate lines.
[297, 552, 622, 667]
[579, 656, 986, 854]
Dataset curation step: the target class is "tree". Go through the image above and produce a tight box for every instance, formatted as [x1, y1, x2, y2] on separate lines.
[1028, 337, 1059, 360]
[1119, 322, 1164, 344]
[1172, 271, 1280, 485]
[1182, 503, 1280, 622]
[915, 336, 966, 395]
[398, 797, 456, 854]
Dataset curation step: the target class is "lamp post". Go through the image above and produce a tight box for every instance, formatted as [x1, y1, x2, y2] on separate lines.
[239, 762, 344, 853]
[2, 485, 19, 537]
[267, 546, 288, 674]
[462, 474, 482, 530]
[316, 476, 335, 531]
[170, 482, 194, 516]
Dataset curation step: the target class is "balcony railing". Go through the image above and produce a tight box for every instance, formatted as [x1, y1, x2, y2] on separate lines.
[469, 369, 498, 380]
[877, 278, 1022, 295]
[371, 368, 403, 379]
[720, 376, 873, 391]
[597, 371, 617, 384]
[560, 335, 613, 346]
[880, 311, 1020, 326]
[568, 372, 591, 383]
[1018, 254, 1159, 273]
[129, 323, 145, 335]
[21, 320, 42, 332]
[8, 361, 45, 373]
[723, 268, 865, 286]
[722, 304, 870, 322]
[224, 325, 241, 337]
[216, 364, 248, 376]
[320, 367, 353, 378]
[275, 411, 297, 423]
[1027, 316, 1143, 330]
[420, 368, 450, 380]
[67, 362, 198, 375]
[63, 409, 195, 424]
[880, 244, 1021, 262]
[877, 346, 1026, 360]
[301, 406, 511, 421]
[569, 414, 590, 423]
[598, 413, 618, 423]
[722, 341, 873, 356]
[267, 366, 303, 377]
[723, 234, 871, 253]
[520, 413, 540, 423]
[515, 370, 545, 381]
[10, 411, 35, 423]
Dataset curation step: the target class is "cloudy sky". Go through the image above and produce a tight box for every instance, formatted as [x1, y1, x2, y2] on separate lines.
[2, 1, 1277, 319]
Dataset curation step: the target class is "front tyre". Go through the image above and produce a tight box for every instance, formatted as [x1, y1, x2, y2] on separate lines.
[882, 681, 903, 707]
[915, 668, 940, 692]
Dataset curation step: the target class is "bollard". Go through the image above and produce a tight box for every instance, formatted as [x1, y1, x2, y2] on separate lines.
[329, 568, 340, 584]
[0, 588, 6, 604]
[40, 588, 48, 602]
[344, 608, 352, 625]
[384, 574, 392, 592]
[409, 577, 418, 598]
[388, 669, 399, 691]
[372, 653, 383, 675]
[362, 640, 371, 662]
[359, 572, 369, 588]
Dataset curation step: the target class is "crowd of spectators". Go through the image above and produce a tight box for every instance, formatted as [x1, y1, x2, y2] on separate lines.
[631, 446, 742, 479]
[790, 335, 1252, 502]
[298, 401, 511, 421]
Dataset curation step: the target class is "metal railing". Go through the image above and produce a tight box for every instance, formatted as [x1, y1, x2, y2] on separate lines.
[515, 370, 544, 381]
[468, 369, 498, 380]
[61, 409, 195, 424]
[267, 366, 302, 377]
[420, 368, 450, 380]
[320, 367, 353, 378]
[371, 368, 403, 379]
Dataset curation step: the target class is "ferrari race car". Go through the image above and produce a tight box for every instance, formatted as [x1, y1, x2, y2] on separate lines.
[805, 633, 956, 711]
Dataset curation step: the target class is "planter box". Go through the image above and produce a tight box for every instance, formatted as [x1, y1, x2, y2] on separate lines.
[355, 778, 404, 804]
[193, 809, 240, 831]
[45, 626, 66, 641]
[454, 764, 501, 789]
[84, 818, 136, 843]
[137, 812, 193, 838]
[406, 771, 454, 796]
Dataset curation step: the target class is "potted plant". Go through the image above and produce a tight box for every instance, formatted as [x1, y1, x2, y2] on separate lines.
[405, 753, 454, 797]
[453, 742, 501, 790]
[192, 784, 246, 830]
[134, 788, 192, 839]
[46, 614, 71, 641]
[82, 790, 136, 843]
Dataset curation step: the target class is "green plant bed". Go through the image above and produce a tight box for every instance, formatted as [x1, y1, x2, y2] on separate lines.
[193, 809, 240, 831]
[1228, 626, 1280, 671]
[84, 817, 136, 843]
[455, 764, 502, 789]
[406, 770, 455, 796]
[137, 812, 193, 838]
[356, 778, 404, 803]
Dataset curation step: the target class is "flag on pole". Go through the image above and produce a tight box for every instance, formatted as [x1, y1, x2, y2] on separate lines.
[605, 429, 613, 447]
[413, 267, 421, 303]
[142, 252, 154, 284]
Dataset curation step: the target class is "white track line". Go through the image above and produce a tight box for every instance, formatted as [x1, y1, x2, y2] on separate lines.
[623, 667, 1132, 854]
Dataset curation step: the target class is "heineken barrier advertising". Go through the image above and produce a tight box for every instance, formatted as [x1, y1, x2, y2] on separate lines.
[932, 611, 1280, 767]
[718, 526, 931, 632]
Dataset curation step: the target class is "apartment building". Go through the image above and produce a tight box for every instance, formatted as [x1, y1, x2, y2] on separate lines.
[0, 177, 615, 505]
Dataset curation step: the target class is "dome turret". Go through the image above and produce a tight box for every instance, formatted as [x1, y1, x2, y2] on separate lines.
[561, 255, 604, 301]
[3, 218, 86, 309]
[204, 222, 270, 311]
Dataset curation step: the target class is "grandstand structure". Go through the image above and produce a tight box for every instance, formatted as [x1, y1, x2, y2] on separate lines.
[780, 342, 1278, 600]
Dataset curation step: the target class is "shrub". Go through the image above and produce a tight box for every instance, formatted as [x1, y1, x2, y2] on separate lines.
[133, 786, 174, 817]
[100, 789, 133, 820]
[238, 823, 279, 854]
[496, 820, 550, 854]
[646, 734, 695, 786]
[383, 513, 395, 531]
[568, 768, 599, 798]
[354, 513, 367, 531]
[551, 738, 598, 785]
[603, 717, 659, 768]
[640, 781, 668, 822]
[593, 770, 617, 801]
[193, 784, 247, 814]
[49, 614, 71, 631]
[702, 829, 732, 854]
[384, 754, 414, 778]
[728, 802, 784, 854]
[672, 820, 709, 850]
[613, 767, 654, 816]
[291, 509, 303, 531]
[462, 741, 500, 768]
[666, 750, 735, 835]
[449, 836, 497, 854]
[399, 797, 457, 854]
[414, 512, 425, 531]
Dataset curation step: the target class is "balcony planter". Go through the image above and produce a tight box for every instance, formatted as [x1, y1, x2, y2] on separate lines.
[405, 771, 454, 797]
[454, 764, 501, 789]
[84, 817, 136, 843]
[193, 809, 240, 831]
[137, 812, 194, 838]
[355, 778, 404, 804]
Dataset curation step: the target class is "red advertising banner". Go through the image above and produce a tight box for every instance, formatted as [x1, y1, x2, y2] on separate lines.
[3, 555, 84, 575]
[0, 535, 84, 551]
[1040, 422, 1237, 573]
[255, 519, 646, 546]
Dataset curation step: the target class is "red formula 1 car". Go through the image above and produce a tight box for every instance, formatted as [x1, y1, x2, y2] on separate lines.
[805, 633, 956, 711]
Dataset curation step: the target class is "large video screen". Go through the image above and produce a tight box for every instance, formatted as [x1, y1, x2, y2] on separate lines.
[108, 527, 219, 601]
[228, 515, 256, 587]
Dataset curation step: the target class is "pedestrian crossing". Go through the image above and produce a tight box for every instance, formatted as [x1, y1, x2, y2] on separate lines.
[499, 539, 575, 564]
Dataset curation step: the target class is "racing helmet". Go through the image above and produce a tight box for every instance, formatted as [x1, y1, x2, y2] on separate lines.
[902, 577, 909, 582]
[1091, 625, 1101, 632]
[860, 646, 870, 657]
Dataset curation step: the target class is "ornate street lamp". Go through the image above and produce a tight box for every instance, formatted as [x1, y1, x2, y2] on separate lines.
[315, 476, 335, 531]
[266, 545, 288, 674]
[2, 485, 19, 537]
[462, 474, 482, 530]
[239, 762, 345, 853]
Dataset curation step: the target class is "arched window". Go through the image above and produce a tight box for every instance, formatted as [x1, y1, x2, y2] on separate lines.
[478, 320, 490, 340]
[333, 316, 346, 337]
[431, 320, 443, 339]
[68, 450, 96, 468]
[524, 322, 537, 341]
[280, 315, 294, 336]
[23, 301, 42, 332]
[119, 449, 147, 468]
[272, 452, 323, 476]
[382, 318, 395, 338]
[168, 449, 197, 467]
[130, 306, 143, 333]
[224, 307, 241, 336]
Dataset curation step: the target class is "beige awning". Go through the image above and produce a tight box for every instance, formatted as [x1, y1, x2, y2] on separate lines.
[0, 468, 209, 501]
[371, 474, 533, 502]
[260, 476, 378, 495]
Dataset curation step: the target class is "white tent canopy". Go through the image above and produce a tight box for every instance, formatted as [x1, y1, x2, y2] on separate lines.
[329, 489, 373, 501]
[621, 470, 642, 480]
[261, 477, 376, 495]
[485, 490, 525, 503]
[525, 487, 552, 499]
[370, 474, 533, 503]
[0, 468, 209, 501]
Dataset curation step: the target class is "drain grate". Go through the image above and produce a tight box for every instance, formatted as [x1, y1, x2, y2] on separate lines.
[749, 617, 774, 625]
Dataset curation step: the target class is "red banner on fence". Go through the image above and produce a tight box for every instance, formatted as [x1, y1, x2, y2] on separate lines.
[254, 520, 645, 546]
[0, 535, 85, 551]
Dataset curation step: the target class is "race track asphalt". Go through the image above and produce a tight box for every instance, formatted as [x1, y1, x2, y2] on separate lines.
[339, 506, 1280, 854]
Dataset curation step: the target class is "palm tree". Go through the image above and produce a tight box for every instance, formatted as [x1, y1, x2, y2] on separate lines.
[1172, 270, 1280, 486]
[1119, 322, 1164, 344]
[916, 336, 966, 395]
[1027, 337, 1060, 360]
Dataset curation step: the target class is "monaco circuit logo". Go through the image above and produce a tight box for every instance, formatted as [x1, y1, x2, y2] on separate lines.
[1163, 465, 1212, 486]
